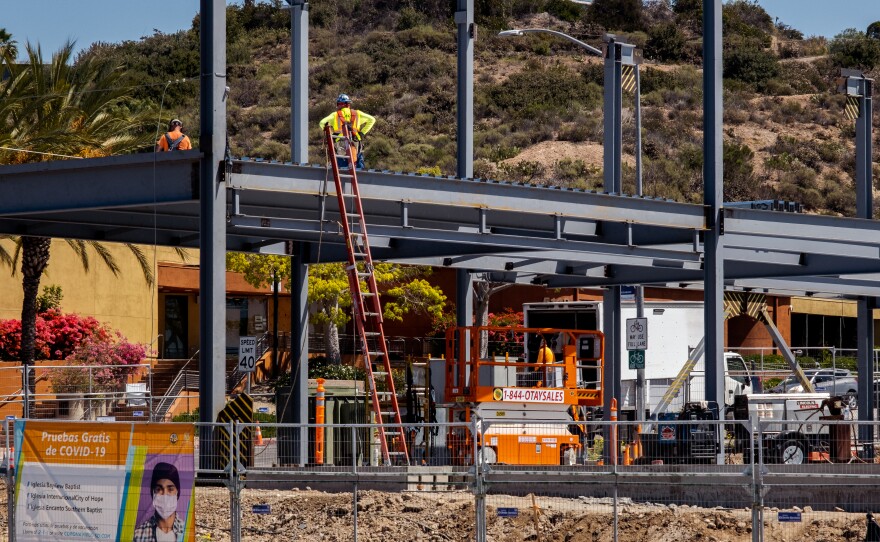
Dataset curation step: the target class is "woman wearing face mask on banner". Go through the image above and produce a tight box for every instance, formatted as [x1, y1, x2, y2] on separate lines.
[133, 462, 184, 542]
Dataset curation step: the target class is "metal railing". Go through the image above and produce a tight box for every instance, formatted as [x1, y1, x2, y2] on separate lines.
[153, 370, 200, 421]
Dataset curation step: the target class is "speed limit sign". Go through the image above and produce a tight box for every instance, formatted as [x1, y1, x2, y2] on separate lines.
[239, 336, 256, 373]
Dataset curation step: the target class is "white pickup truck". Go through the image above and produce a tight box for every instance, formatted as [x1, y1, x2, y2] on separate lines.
[732, 392, 852, 464]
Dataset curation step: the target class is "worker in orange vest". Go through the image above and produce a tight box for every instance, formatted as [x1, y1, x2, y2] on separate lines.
[318, 94, 376, 169]
[156, 119, 192, 152]
[536, 337, 555, 387]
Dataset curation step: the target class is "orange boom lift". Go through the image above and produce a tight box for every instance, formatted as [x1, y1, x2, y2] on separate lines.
[444, 326, 604, 466]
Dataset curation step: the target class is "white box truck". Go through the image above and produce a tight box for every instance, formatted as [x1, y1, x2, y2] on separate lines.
[523, 301, 752, 414]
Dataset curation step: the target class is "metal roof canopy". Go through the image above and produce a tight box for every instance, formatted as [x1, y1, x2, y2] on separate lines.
[3, 152, 880, 297]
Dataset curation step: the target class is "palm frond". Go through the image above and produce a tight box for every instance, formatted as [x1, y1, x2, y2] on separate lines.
[124, 243, 154, 286]
[87, 241, 120, 277]
[10, 238, 21, 277]
[172, 247, 192, 263]
[64, 239, 90, 272]
[0, 235, 15, 268]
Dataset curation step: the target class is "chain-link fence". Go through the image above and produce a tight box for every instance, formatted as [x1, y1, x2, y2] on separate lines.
[5, 417, 878, 541]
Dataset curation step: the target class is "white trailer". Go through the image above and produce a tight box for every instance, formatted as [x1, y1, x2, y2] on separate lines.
[523, 301, 752, 413]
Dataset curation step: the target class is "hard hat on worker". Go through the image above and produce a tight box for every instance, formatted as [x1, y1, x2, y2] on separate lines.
[336, 93, 352, 106]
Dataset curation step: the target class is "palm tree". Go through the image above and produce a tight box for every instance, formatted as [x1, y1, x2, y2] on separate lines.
[0, 41, 157, 371]
[0, 28, 16, 60]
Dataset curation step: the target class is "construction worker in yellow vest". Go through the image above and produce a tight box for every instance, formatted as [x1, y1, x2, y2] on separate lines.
[318, 93, 376, 169]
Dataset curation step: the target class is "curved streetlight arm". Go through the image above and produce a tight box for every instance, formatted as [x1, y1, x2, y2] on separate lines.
[498, 28, 603, 57]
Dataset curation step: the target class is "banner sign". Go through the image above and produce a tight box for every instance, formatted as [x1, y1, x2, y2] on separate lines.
[14, 420, 195, 541]
[496, 388, 565, 403]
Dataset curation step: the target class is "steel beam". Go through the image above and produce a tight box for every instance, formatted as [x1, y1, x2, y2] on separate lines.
[229, 161, 706, 229]
[0, 152, 199, 215]
[725, 207, 880, 244]
[198, 0, 227, 460]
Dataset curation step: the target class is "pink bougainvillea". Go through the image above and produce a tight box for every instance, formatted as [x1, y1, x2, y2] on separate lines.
[62, 334, 146, 392]
[0, 310, 108, 361]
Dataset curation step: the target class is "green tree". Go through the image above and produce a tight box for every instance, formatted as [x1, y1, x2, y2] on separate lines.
[226, 254, 447, 363]
[0, 42, 158, 369]
[868, 21, 880, 40]
[646, 22, 687, 62]
[724, 46, 779, 91]
[830, 28, 880, 70]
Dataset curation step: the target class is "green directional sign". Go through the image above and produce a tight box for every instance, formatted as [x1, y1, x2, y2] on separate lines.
[628, 349, 645, 370]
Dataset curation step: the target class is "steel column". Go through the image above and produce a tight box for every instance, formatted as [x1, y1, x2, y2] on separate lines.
[456, 269, 473, 326]
[291, 242, 310, 465]
[634, 64, 645, 421]
[198, 0, 227, 465]
[603, 38, 622, 193]
[703, 0, 725, 464]
[856, 78, 876, 435]
[456, 0, 474, 179]
[856, 78, 873, 219]
[603, 287, 621, 460]
[289, 0, 309, 163]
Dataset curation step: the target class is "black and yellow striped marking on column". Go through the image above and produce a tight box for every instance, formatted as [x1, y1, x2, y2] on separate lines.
[723, 291, 765, 321]
[621, 65, 636, 94]
[845, 96, 861, 121]
[216, 393, 254, 473]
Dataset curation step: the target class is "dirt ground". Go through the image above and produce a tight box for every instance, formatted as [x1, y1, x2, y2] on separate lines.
[193, 487, 867, 542]
[0, 481, 870, 541]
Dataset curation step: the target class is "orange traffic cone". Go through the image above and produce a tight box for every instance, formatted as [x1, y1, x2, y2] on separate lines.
[255, 423, 264, 446]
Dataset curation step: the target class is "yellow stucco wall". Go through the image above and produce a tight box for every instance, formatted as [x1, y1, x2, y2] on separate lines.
[0, 239, 195, 348]
[789, 297, 880, 319]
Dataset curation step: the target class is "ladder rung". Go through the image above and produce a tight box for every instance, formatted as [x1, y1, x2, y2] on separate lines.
[376, 391, 394, 397]
[346, 212, 361, 217]
[353, 252, 367, 257]
[367, 351, 385, 357]
[357, 272, 372, 277]
[372, 371, 388, 376]
[361, 292, 376, 297]
[379, 411, 397, 416]
[383, 431, 402, 437]
[387, 451, 406, 456]
[364, 331, 380, 336]
[363, 312, 380, 317]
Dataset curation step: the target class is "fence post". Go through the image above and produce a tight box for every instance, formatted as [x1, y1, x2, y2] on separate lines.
[352, 424, 358, 542]
[230, 422, 242, 542]
[473, 416, 487, 542]
[751, 421, 765, 542]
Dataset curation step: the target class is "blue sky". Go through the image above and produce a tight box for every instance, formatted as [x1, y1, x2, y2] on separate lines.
[3, 0, 879, 61]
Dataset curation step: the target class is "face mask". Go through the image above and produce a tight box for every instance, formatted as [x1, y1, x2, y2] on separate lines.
[152, 494, 177, 520]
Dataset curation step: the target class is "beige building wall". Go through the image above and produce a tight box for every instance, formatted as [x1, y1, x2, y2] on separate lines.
[0, 239, 195, 350]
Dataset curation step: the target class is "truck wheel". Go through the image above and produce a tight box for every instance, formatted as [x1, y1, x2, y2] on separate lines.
[844, 391, 857, 409]
[778, 440, 806, 465]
